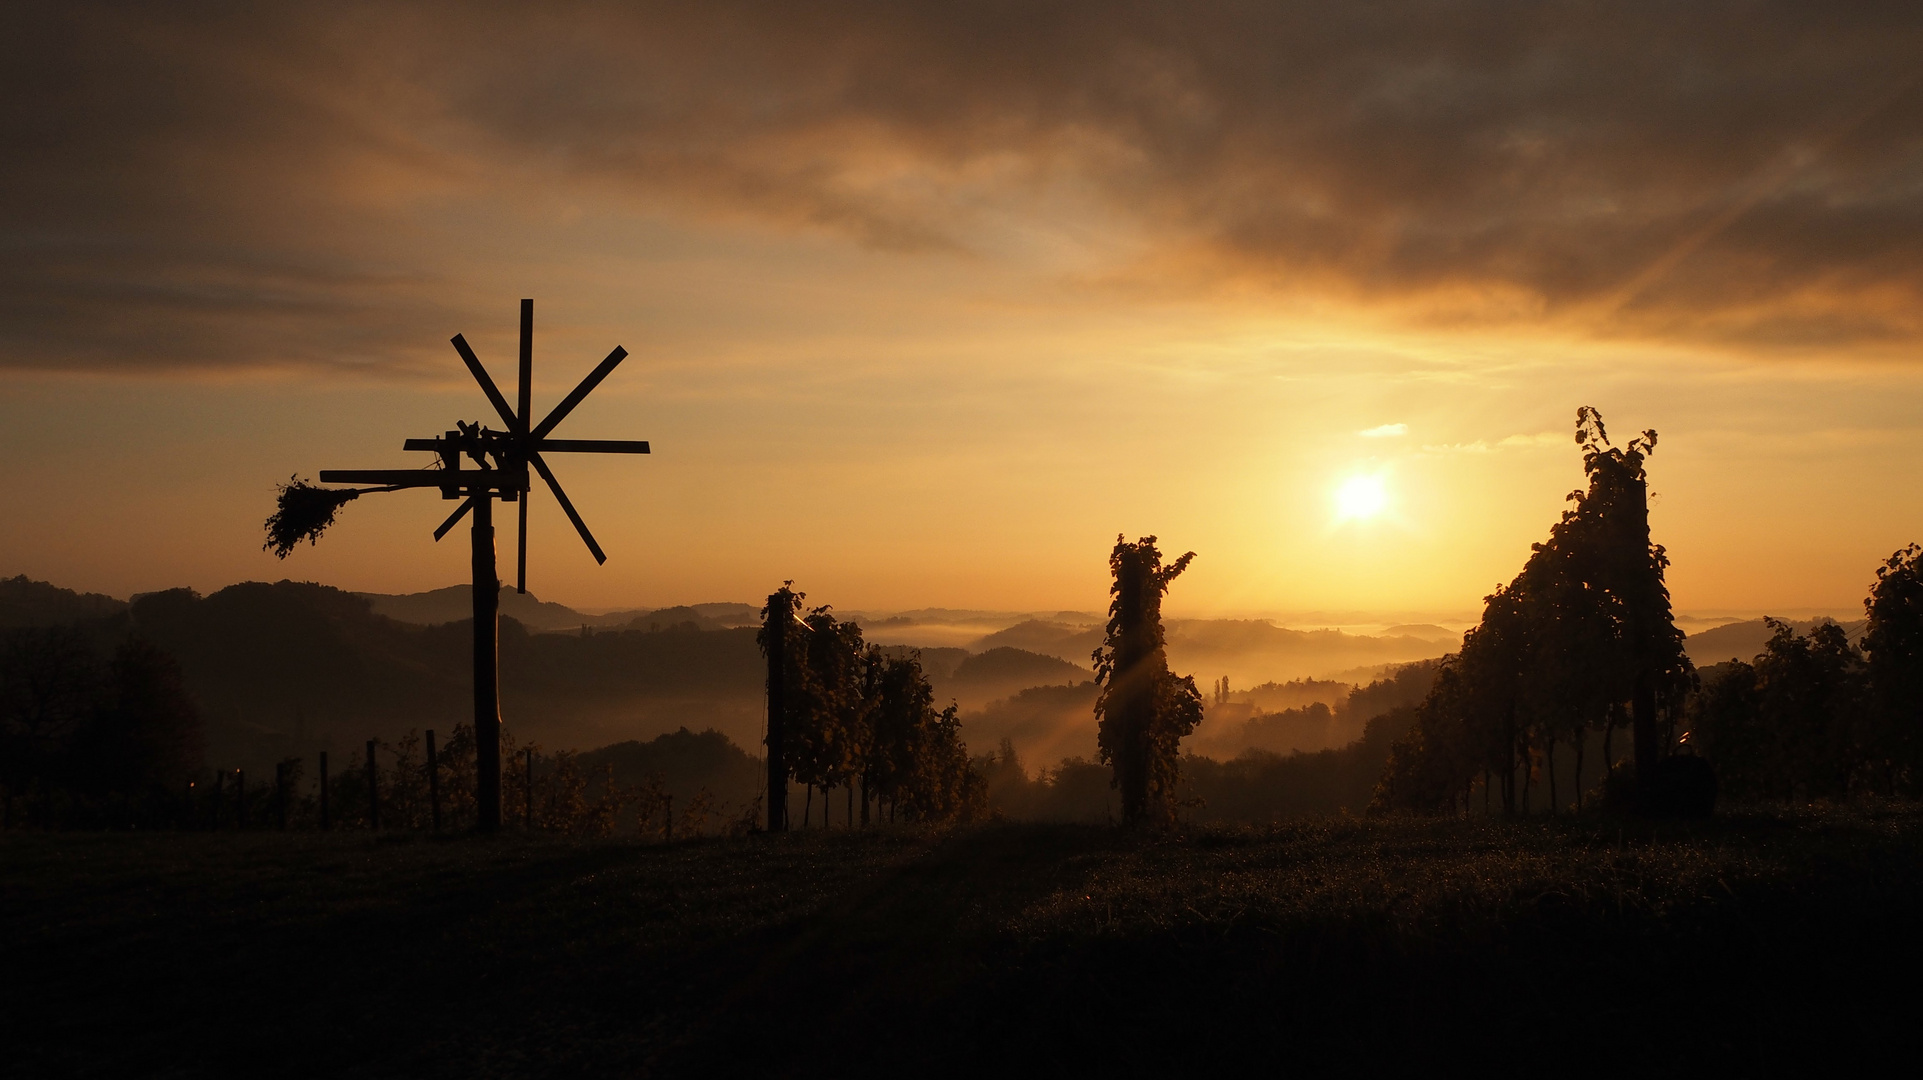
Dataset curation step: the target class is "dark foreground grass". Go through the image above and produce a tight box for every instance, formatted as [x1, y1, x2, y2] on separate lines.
[5, 807, 1920, 1077]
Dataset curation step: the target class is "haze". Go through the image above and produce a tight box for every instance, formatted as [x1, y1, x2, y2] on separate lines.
[5, 2, 1923, 619]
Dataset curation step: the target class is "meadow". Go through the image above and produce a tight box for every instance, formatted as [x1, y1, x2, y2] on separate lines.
[7, 806, 1918, 1077]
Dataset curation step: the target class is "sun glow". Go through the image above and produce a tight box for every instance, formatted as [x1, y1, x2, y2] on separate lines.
[1334, 472, 1390, 523]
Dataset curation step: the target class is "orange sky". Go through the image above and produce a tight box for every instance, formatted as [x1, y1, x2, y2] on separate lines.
[5, 3, 1923, 621]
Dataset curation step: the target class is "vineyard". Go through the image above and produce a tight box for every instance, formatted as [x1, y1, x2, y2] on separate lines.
[6, 807, 1920, 1075]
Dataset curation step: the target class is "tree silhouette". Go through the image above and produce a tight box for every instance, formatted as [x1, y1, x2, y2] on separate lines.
[757, 583, 806, 831]
[793, 606, 867, 825]
[1687, 659, 1764, 795]
[759, 587, 980, 828]
[1755, 619, 1863, 800]
[1374, 408, 1693, 815]
[0, 627, 203, 827]
[1863, 544, 1923, 795]
[1692, 620, 1864, 802]
[1569, 407, 1694, 797]
[1093, 535, 1202, 825]
[74, 638, 203, 802]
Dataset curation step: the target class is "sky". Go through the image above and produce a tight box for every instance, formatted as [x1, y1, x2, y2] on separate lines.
[4, 1, 1923, 620]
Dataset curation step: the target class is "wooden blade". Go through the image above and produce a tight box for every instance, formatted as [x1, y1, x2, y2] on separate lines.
[530, 451, 606, 564]
[516, 301, 533, 596]
[536, 439, 651, 454]
[450, 334, 523, 433]
[517, 300, 533, 434]
[319, 468, 526, 491]
[433, 496, 475, 541]
[531, 346, 627, 441]
[517, 485, 529, 593]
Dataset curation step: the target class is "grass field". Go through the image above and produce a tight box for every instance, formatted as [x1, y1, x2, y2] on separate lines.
[6, 807, 1921, 1077]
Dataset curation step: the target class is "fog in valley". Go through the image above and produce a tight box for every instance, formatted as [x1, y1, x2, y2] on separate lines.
[2, 573, 1836, 826]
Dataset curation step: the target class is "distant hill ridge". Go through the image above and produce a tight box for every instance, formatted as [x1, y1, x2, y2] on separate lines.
[1682, 616, 1867, 666]
[26, 573, 1854, 779]
[0, 574, 125, 627]
[357, 586, 756, 633]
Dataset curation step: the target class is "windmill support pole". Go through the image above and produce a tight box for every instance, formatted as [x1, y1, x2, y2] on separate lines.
[473, 491, 503, 832]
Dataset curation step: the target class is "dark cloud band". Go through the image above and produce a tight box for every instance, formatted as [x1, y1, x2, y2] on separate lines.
[5, 1, 1922, 371]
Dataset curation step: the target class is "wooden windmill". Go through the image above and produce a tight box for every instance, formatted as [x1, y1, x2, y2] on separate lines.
[276, 299, 648, 831]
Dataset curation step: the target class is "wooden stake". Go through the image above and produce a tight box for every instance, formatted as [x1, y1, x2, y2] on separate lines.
[236, 770, 245, 830]
[211, 770, 223, 831]
[366, 739, 380, 831]
[524, 747, 534, 830]
[319, 751, 330, 830]
[276, 762, 287, 831]
[426, 729, 440, 833]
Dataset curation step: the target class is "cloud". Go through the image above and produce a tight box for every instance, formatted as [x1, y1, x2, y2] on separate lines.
[6, 1, 1923, 373]
[1359, 424, 1408, 438]
[1421, 432, 1566, 455]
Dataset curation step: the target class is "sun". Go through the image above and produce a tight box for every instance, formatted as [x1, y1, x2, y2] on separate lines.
[1334, 473, 1390, 523]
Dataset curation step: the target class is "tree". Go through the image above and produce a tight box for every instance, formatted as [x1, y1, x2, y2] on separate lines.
[0, 626, 98, 814]
[1092, 535, 1202, 825]
[1570, 407, 1694, 795]
[1373, 408, 1693, 815]
[73, 637, 203, 803]
[1863, 544, 1923, 795]
[792, 606, 867, 826]
[1688, 661, 1765, 797]
[865, 651, 981, 823]
[0, 628, 203, 827]
[1750, 619, 1863, 800]
[757, 583, 806, 831]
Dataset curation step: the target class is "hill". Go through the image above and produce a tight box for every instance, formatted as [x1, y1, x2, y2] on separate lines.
[1684, 616, 1867, 666]
[99, 581, 767, 770]
[943, 647, 1092, 709]
[967, 617, 1451, 687]
[358, 587, 757, 633]
[969, 619, 1103, 660]
[3, 573, 1443, 781]
[577, 726, 764, 815]
[0, 574, 125, 627]
[359, 585, 599, 632]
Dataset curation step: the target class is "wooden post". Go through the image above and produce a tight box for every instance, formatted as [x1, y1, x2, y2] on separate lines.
[366, 739, 380, 831]
[524, 747, 534, 830]
[319, 751, 330, 830]
[426, 729, 440, 833]
[763, 591, 791, 833]
[664, 793, 673, 843]
[517, 298, 531, 594]
[235, 770, 246, 830]
[473, 492, 503, 832]
[211, 770, 223, 831]
[276, 762, 287, 831]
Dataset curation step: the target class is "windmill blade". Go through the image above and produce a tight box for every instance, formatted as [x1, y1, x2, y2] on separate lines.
[537, 439, 651, 454]
[517, 485, 529, 593]
[450, 334, 523, 433]
[531, 346, 628, 441]
[433, 496, 476, 541]
[515, 301, 533, 595]
[530, 451, 607, 564]
[517, 300, 533, 432]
